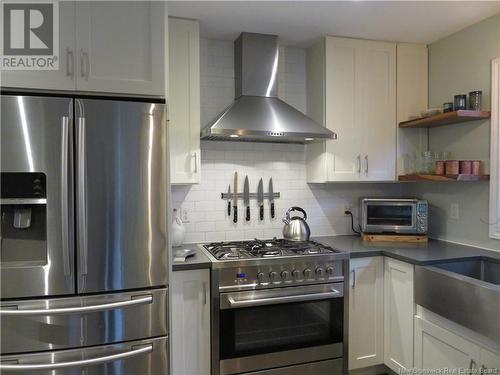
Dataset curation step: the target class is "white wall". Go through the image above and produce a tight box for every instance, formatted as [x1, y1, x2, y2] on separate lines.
[171, 38, 402, 243]
[404, 12, 500, 250]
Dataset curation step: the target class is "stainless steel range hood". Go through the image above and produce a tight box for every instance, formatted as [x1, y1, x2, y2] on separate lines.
[201, 32, 337, 144]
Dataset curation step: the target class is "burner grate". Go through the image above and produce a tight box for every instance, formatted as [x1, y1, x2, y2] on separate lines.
[204, 238, 335, 260]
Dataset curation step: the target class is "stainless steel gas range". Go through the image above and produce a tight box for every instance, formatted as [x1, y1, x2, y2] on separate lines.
[202, 238, 349, 375]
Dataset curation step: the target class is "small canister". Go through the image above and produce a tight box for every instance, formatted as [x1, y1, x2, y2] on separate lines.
[435, 161, 445, 175]
[472, 160, 482, 176]
[443, 102, 454, 113]
[459, 160, 472, 174]
[454, 95, 467, 110]
[469, 91, 482, 111]
[445, 160, 459, 175]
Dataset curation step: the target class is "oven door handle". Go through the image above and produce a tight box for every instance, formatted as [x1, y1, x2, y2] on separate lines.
[224, 288, 342, 309]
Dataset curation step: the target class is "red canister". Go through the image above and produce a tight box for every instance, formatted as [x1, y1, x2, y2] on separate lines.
[459, 160, 472, 174]
[471, 160, 482, 176]
[445, 160, 459, 175]
[435, 161, 445, 175]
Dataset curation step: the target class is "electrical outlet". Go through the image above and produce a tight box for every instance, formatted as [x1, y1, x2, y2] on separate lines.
[181, 208, 190, 223]
[450, 203, 460, 220]
[344, 205, 353, 215]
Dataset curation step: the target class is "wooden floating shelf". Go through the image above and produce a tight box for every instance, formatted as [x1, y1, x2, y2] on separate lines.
[399, 110, 491, 129]
[398, 174, 490, 182]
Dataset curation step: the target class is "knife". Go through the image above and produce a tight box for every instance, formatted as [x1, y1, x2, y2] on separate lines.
[269, 178, 275, 219]
[227, 184, 231, 216]
[233, 172, 238, 223]
[257, 178, 264, 220]
[244, 176, 250, 221]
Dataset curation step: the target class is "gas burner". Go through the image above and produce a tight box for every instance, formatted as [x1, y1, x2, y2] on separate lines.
[204, 238, 335, 260]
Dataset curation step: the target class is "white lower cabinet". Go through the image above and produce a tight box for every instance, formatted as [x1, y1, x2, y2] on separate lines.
[415, 316, 500, 371]
[480, 348, 500, 370]
[384, 258, 414, 372]
[414, 317, 480, 370]
[349, 257, 384, 370]
[171, 269, 210, 375]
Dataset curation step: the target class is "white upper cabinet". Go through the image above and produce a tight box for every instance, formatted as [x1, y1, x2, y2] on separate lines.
[168, 17, 201, 184]
[306, 36, 396, 182]
[384, 257, 414, 373]
[75, 1, 165, 96]
[1, 1, 165, 97]
[0, 1, 76, 91]
[349, 257, 384, 370]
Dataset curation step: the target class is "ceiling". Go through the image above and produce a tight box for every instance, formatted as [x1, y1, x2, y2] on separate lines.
[168, 1, 500, 47]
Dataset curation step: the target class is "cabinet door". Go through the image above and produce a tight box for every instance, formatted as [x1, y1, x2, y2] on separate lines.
[75, 1, 165, 96]
[324, 37, 362, 181]
[168, 18, 201, 184]
[0, 2, 76, 91]
[480, 348, 500, 371]
[384, 258, 414, 372]
[414, 317, 481, 371]
[358, 41, 396, 181]
[349, 257, 384, 370]
[172, 269, 210, 375]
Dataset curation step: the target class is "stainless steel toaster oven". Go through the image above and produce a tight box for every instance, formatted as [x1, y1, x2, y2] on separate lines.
[360, 198, 428, 234]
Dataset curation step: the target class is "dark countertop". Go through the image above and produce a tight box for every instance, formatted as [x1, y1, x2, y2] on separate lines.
[313, 235, 500, 266]
[172, 235, 500, 271]
[172, 244, 212, 271]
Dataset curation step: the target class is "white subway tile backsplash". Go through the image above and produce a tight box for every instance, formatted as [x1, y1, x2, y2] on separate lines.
[170, 38, 403, 243]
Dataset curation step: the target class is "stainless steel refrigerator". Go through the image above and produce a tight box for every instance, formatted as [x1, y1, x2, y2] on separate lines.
[0, 94, 168, 374]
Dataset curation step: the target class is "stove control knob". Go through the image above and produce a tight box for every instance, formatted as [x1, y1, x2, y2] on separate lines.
[292, 269, 300, 279]
[316, 267, 324, 277]
[281, 270, 290, 280]
[303, 268, 312, 278]
[269, 271, 278, 281]
[257, 272, 265, 283]
[326, 267, 335, 276]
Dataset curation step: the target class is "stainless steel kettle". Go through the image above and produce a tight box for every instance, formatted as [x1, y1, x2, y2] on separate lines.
[282, 207, 311, 241]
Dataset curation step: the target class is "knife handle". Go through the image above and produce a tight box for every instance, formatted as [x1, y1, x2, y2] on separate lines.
[228, 201, 231, 216]
[233, 206, 238, 223]
[260, 205, 264, 220]
[271, 202, 275, 219]
[246, 206, 250, 221]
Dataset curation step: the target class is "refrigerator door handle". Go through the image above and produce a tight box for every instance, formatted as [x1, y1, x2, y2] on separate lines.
[61, 115, 71, 277]
[77, 114, 88, 278]
[0, 295, 153, 316]
[0, 344, 153, 371]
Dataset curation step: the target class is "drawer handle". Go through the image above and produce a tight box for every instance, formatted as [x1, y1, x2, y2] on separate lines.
[0, 344, 152, 371]
[0, 295, 152, 316]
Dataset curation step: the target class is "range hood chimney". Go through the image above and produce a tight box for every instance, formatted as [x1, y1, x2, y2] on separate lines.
[200, 32, 337, 144]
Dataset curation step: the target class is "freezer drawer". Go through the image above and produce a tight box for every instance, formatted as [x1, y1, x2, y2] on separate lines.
[0, 288, 167, 354]
[0, 336, 168, 374]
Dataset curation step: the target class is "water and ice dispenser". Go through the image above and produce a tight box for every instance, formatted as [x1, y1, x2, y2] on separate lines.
[1, 173, 47, 264]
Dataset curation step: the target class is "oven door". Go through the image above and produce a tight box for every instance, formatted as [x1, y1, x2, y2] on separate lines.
[218, 283, 344, 375]
[362, 200, 417, 234]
